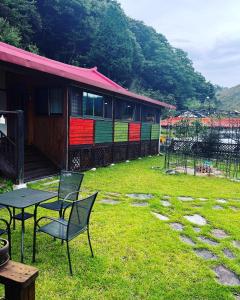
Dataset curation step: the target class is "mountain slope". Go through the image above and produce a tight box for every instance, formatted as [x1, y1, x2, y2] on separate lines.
[217, 85, 240, 111]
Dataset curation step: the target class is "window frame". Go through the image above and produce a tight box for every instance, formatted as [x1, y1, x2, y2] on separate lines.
[35, 87, 63, 117]
[82, 91, 113, 120]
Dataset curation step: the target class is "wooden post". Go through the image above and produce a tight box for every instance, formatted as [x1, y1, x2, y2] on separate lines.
[0, 261, 38, 300]
[16, 110, 24, 184]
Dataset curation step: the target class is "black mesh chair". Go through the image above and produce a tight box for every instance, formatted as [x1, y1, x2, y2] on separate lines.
[33, 192, 98, 275]
[0, 205, 12, 258]
[39, 171, 84, 218]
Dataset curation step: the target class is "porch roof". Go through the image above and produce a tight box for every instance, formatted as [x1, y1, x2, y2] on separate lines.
[0, 42, 175, 110]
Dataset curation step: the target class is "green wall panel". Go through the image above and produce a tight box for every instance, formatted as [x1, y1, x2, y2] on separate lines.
[95, 120, 113, 143]
[151, 124, 160, 140]
[141, 123, 151, 141]
[114, 122, 128, 142]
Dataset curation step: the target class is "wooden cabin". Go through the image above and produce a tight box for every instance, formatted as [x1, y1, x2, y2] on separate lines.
[0, 42, 175, 183]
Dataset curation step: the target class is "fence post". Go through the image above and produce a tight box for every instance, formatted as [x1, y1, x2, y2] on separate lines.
[16, 110, 24, 184]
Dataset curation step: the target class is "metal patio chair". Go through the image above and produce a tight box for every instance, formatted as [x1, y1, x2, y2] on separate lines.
[39, 171, 84, 218]
[33, 192, 98, 275]
[0, 205, 12, 259]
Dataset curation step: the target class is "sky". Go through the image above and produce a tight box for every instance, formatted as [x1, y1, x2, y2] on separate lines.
[118, 0, 240, 88]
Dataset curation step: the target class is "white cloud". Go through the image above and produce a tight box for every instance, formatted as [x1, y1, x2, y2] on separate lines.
[118, 0, 240, 87]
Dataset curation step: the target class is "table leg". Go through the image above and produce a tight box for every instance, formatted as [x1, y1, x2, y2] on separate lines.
[13, 207, 16, 230]
[21, 208, 25, 263]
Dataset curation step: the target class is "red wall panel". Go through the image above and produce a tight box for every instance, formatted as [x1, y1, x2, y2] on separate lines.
[129, 123, 141, 142]
[69, 118, 94, 145]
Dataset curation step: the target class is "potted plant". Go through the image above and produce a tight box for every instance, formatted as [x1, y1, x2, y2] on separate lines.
[0, 238, 9, 267]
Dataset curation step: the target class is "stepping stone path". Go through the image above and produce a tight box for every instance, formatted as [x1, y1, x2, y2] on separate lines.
[106, 192, 121, 197]
[180, 235, 196, 246]
[198, 236, 219, 246]
[99, 199, 119, 205]
[194, 249, 218, 260]
[216, 199, 227, 204]
[127, 194, 153, 200]
[193, 227, 201, 233]
[163, 195, 171, 200]
[184, 214, 207, 226]
[233, 241, 240, 249]
[160, 200, 171, 207]
[213, 265, 240, 286]
[230, 206, 239, 211]
[152, 212, 169, 221]
[178, 196, 194, 201]
[131, 202, 149, 207]
[199, 198, 207, 201]
[213, 205, 224, 210]
[211, 229, 229, 239]
[170, 223, 184, 231]
[223, 248, 236, 259]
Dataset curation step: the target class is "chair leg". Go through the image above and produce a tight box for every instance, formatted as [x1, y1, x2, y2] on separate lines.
[7, 225, 11, 260]
[87, 228, 94, 258]
[66, 241, 73, 276]
[32, 226, 37, 263]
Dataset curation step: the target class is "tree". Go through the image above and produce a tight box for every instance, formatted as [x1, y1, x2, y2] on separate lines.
[0, 18, 21, 46]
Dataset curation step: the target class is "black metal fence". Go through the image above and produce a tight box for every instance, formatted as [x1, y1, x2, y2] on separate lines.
[164, 118, 240, 179]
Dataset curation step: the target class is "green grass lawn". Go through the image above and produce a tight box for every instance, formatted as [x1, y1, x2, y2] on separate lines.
[2, 156, 240, 299]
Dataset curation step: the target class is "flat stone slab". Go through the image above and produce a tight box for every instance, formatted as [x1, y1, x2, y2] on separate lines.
[178, 196, 194, 201]
[233, 241, 240, 249]
[163, 195, 171, 200]
[127, 194, 153, 200]
[234, 295, 240, 300]
[211, 229, 229, 239]
[193, 227, 201, 233]
[180, 235, 196, 246]
[199, 198, 207, 201]
[216, 199, 227, 204]
[198, 236, 219, 246]
[213, 265, 240, 286]
[184, 214, 207, 226]
[223, 248, 236, 259]
[131, 202, 149, 207]
[99, 199, 119, 205]
[152, 212, 169, 221]
[170, 223, 184, 231]
[106, 192, 121, 197]
[213, 205, 224, 210]
[160, 200, 171, 207]
[194, 249, 218, 260]
[230, 206, 239, 211]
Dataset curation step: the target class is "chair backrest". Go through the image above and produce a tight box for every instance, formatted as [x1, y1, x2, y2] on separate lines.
[67, 193, 98, 240]
[58, 171, 84, 201]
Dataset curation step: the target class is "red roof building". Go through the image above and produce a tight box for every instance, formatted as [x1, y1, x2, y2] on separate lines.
[0, 42, 175, 183]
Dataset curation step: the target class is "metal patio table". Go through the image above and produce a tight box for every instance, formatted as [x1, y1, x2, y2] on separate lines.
[0, 188, 57, 263]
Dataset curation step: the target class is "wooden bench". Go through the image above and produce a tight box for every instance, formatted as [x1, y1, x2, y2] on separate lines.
[0, 261, 38, 300]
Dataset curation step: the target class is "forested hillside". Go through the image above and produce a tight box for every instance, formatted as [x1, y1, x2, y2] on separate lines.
[216, 85, 240, 111]
[0, 0, 215, 109]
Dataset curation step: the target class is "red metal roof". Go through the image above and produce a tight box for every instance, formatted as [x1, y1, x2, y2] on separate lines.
[0, 42, 175, 110]
[161, 117, 240, 128]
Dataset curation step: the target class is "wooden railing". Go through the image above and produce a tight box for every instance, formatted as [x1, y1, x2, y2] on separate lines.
[0, 110, 24, 184]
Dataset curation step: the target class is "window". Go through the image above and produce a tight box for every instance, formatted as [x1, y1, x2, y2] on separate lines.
[35, 88, 63, 116]
[115, 100, 140, 121]
[49, 88, 63, 115]
[104, 98, 112, 118]
[70, 88, 82, 116]
[142, 106, 156, 123]
[82, 92, 112, 119]
[35, 89, 49, 115]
